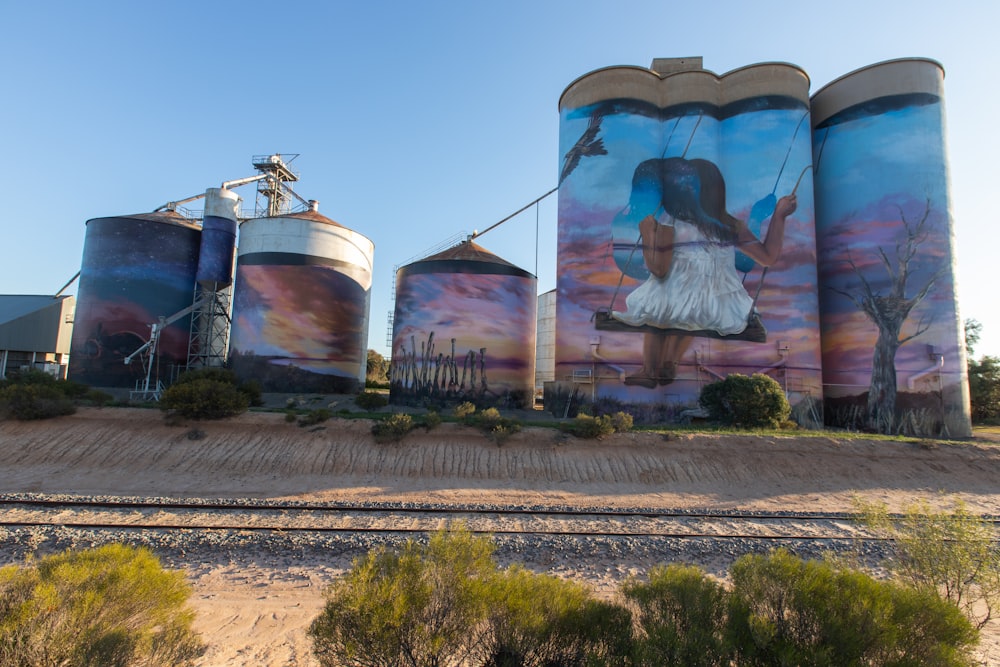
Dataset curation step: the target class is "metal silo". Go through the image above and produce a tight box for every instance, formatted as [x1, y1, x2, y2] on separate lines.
[811, 58, 970, 436]
[228, 204, 374, 393]
[389, 240, 537, 409]
[68, 211, 201, 388]
[196, 188, 240, 289]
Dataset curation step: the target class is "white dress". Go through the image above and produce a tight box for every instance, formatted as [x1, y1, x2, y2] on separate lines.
[612, 217, 752, 335]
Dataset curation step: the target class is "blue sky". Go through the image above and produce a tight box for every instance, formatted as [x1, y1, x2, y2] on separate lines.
[2, 0, 997, 359]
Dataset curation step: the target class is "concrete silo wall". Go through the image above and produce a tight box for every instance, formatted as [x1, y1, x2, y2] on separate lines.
[555, 61, 823, 423]
[68, 214, 201, 388]
[390, 254, 538, 409]
[228, 213, 373, 393]
[811, 59, 971, 436]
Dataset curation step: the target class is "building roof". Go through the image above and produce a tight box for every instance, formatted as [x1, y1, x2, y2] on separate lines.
[0, 295, 69, 325]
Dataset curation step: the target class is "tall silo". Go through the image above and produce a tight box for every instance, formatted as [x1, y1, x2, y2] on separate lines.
[389, 240, 537, 409]
[187, 188, 240, 369]
[228, 204, 374, 393]
[811, 58, 970, 436]
[68, 211, 201, 388]
[555, 57, 823, 424]
[535, 289, 556, 395]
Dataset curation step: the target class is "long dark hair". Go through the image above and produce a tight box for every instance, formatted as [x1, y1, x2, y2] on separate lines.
[628, 157, 739, 243]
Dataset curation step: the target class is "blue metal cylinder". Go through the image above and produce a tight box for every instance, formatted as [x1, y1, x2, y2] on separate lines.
[196, 188, 240, 289]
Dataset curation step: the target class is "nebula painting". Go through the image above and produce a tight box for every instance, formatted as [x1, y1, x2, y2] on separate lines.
[229, 255, 370, 393]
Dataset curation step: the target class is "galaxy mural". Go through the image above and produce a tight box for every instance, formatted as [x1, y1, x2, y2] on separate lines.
[555, 63, 823, 423]
[228, 255, 370, 393]
[389, 243, 537, 409]
[812, 60, 970, 436]
[68, 214, 201, 388]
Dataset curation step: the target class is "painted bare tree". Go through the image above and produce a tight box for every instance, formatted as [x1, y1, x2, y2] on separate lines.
[834, 197, 945, 433]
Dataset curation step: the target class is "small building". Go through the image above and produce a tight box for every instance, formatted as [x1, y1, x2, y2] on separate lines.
[0, 295, 75, 379]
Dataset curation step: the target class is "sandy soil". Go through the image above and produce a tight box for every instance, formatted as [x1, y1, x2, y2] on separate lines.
[2, 407, 999, 666]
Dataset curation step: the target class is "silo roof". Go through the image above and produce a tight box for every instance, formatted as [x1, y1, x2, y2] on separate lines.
[86, 210, 201, 231]
[282, 209, 345, 228]
[402, 240, 535, 278]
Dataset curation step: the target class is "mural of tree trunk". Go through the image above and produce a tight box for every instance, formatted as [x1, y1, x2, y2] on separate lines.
[834, 198, 944, 434]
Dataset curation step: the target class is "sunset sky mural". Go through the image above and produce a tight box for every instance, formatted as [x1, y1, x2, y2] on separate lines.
[557, 94, 822, 412]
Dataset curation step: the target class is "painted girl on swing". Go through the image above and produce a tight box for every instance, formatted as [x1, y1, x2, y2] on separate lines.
[606, 157, 797, 388]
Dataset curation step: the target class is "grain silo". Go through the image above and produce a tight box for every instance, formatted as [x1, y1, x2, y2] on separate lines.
[389, 240, 537, 409]
[555, 57, 823, 424]
[811, 58, 970, 436]
[228, 203, 374, 393]
[68, 211, 201, 388]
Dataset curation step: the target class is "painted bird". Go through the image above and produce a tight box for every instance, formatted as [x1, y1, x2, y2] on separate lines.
[560, 110, 607, 183]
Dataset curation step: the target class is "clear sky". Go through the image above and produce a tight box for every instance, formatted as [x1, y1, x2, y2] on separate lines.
[2, 0, 996, 360]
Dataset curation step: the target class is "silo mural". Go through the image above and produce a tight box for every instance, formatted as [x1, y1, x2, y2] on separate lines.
[68, 212, 201, 387]
[228, 208, 373, 393]
[812, 59, 971, 436]
[555, 59, 823, 423]
[389, 241, 537, 409]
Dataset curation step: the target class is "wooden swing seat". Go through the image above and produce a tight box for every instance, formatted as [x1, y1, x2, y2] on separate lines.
[592, 309, 767, 343]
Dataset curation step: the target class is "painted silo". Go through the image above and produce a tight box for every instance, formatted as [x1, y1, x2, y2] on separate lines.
[811, 58, 970, 437]
[228, 205, 374, 393]
[68, 211, 201, 388]
[389, 240, 537, 409]
[197, 187, 240, 289]
[555, 57, 823, 424]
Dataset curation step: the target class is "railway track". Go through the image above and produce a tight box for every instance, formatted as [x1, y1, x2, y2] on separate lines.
[0, 495, 885, 542]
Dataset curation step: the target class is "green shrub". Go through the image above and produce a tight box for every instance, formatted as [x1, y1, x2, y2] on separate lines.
[372, 412, 414, 443]
[0, 383, 76, 420]
[479, 565, 632, 667]
[355, 390, 388, 411]
[284, 410, 298, 423]
[698, 373, 790, 429]
[310, 527, 495, 667]
[623, 564, 730, 666]
[170, 367, 262, 407]
[454, 401, 477, 419]
[0, 544, 204, 666]
[727, 549, 977, 666]
[470, 407, 521, 445]
[609, 411, 634, 433]
[420, 411, 442, 431]
[855, 498, 1000, 629]
[299, 408, 333, 427]
[566, 413, 616, 440]
[159, 378, 249, 420]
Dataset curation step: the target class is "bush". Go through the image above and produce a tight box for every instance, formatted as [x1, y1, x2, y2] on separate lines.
[299, 408, 332, 427]
[698, 373, 790, 429]
[355, 390, 388, 411]
[471, 407, 521, 445]
[310, 528, 631, 667]
[969, 355, 1000, 423]
[420, 411, 442, 431]
[479, 565, 632, 667]
[623, 564, 730, 666]
[0, 544, 204, 666]
[310, 527, 495, 667]
[0, 383, 76, 420]
[609, 411, 634, 433]
[727, 549, 977, 666]
[454, 401, 477, 419]
[566, 414, 615, 440]
[855, 498, 1000, 629]
[372, 412, 414, 443]
[159, 378, 249, 419]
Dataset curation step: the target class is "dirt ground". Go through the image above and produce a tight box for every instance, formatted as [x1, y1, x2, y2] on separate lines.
[2, 406, 999, 666]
